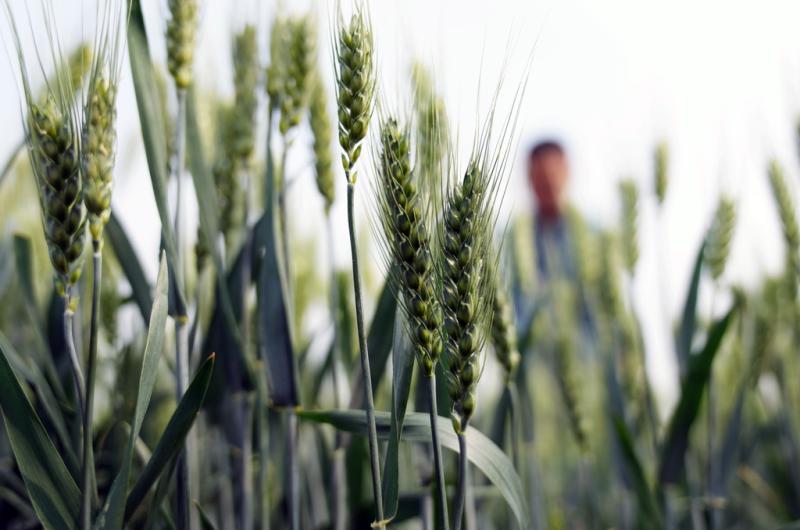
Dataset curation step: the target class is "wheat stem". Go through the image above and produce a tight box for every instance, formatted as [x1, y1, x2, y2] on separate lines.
[347, 182, 385, 526]
[287, 409, 300, 530]
[453, 432, 468, 530]
[172, 86, 191, 530]
[79, 248, 102, 529]
[426, 373, 450, 530]
[63, 294, 86, 419]
[326, 213, 347, 530]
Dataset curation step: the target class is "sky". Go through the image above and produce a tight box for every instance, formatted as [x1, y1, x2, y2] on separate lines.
[2, 0, 800, 407]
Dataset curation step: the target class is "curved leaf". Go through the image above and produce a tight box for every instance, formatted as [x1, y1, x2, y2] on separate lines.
[127, 0, 185, 317]
[124, 353, 216, 522]
[298, 409, 529, 527]
[676, 240, 705, 378]
[659, 303, 738, 485]
[95, 253, 169, 530]
[0, 339, 80, 529]
[381, 315, 413, 519]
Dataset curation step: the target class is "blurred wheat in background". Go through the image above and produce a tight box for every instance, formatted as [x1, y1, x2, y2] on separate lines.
[2, 1, 800, 530]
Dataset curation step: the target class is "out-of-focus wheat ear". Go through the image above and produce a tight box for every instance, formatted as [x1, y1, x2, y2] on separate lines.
[166, 0, 197, 90]
[618, 179, 639, 274]
[266, 14, 288, 113]
[278, 15, 315, 136]
[768, 160, 800, 299]
[490, 269, 520, 383]
[654, 141, 669, 205]
[704, 195, 737, 281]
[309, 74, 335, 211]
[411, 61, 449, 207]
[551, 281, 589, 451]
[231, 24, 259, 168]
[334, 4, 376, 184]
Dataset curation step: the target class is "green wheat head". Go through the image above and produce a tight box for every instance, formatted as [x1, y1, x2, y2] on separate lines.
[705, 195, 737, 281]
[334, 5, 375, 184]
[374, 117, 443, 377]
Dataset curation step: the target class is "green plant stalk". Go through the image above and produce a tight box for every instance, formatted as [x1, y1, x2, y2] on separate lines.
[63, 294, 86, 421]
[346, 181, 386, 526]
[426, 373, 450, 530]
[327, 213, 347, 530]
[506, 383, 521, 530]
[255, 367, 270, 530]
[287, 410, 300, 530]
[79, 247, 102, 529]
[453, 432, 468, 530]
[173, 87, 191, 530]
[279, 137, 292, 285]
[707, 284, 719, 530]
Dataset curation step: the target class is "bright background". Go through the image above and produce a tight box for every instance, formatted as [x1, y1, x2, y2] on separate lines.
[3, 0, 800, 408]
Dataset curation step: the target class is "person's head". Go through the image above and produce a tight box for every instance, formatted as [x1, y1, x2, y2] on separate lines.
[527, 140, 569, 218]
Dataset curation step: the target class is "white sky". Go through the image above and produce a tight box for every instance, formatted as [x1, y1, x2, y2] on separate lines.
[3, 0, 800, 406]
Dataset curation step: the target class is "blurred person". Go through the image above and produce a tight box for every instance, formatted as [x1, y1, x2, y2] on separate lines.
[528, 139, 575, 279]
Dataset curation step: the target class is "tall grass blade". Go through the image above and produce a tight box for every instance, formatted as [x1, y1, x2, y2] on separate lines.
[612, 417, 663, 527]
[124, 353, 216, 521]
[659, 303, 738, 485]
[127, 0, 185, 316]
[0, 340, 80, 529]
[382, 317, 414, 520]
[676, 240, 706, 378]
[94, 254, 169, 530]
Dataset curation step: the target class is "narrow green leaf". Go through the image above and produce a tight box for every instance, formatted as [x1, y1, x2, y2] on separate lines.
[194, 500, 218, 530]
[612, 417, 663, 528]
[298, 409, 530, 527]
[126, 0, 185, 316]
[12, 234, 37, 319]
[255, 165, 298, 406]
[676, 240, 706, 378]
[0, 339, 80, 529]
[381, 316, 414, 519]
[95, 253, 169, 530]
[106, 212, 153, 321]
[347, 278, 397, 409]
[124, 353, 216, 521]
[659, 303, 737, 485]
[185, 90, 248, 387]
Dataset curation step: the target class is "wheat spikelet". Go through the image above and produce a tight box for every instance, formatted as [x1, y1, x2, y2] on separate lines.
[566, 205, 598, 290]
[166, 0, 198, 89]
[618, 179, 639, 273]
[551, 281, 588, 450]
[597, 231, 624, 320]
[768, 160, 799, 299]
[440, 161, 499, 432]
[654, 141, 669, 205]
[412, 62, 448, 201]
[279, 16, 315, 135]
[230, 25, 259, 167]
[335, 6, 375, 184]
[309, 74, 335, 211]
[266, 15, 287, 111]
[704, 195, 737, 281]
[374, 117, 443, 376]
[490, 271, 520, 382]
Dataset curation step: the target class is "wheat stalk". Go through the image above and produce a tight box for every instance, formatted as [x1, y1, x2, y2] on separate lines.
[334, 5, 384, 527]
